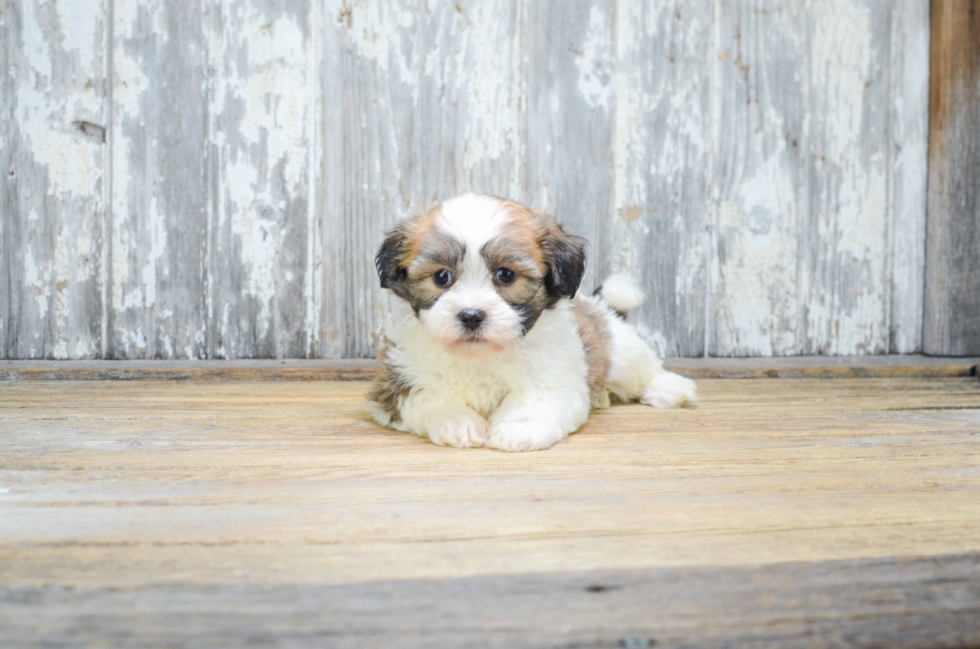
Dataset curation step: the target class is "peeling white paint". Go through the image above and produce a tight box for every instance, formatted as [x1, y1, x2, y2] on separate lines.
[575, 6, 614, 111]
[4, 0, 931, 359]
[209, 0, 313, 358]
[54, 0, 100, 73]
[15, 1, 102, 200]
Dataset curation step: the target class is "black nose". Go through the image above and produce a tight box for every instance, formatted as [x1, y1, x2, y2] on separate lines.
[458, 309, 486, 331]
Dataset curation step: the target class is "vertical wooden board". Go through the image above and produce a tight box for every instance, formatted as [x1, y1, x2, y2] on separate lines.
[110, 0, 209, 359]
[924, 0, 980, 355]
[609, 0, 711, 358]
[1, 1, 11, 358]
[415, 0, 525, 202]
[711, 0, 928, 358]
[2, 0, 106, 359]
[710, 0, 807, 357]
[321, 0, 422, 360]
[523, 0, 615, 292]
[207, 0, 315, 359]
[887, 0, 929, 354]
[800, 0, 892, 356]
[321, 0, 524, 359]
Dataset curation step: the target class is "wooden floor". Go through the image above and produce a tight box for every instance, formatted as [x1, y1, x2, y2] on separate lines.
[2, 377, 979, 648]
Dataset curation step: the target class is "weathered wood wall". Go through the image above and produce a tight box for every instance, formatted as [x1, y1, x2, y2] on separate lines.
[1, 0, 935, 359]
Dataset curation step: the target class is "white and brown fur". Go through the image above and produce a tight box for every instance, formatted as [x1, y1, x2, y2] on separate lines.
[368, 194, 697, 451]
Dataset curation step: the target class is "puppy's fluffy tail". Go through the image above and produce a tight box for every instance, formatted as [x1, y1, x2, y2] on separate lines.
[594, 274, 644, 318]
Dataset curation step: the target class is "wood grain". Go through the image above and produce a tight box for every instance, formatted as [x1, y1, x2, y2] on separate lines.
[711, 0, 807, 357]
[711, 0, 929, 357]
[110, 0, 209, 359]
[206, 0, 316, 359]
[321, 0, 525, 359]
[3, 554, 979, 648]
[924, 0, 980, 356]
[1, 356, 978, 381]
[609, 0, 712, 357]
[888, 0, 930, 353]
[2, 0, 107, 359]
[1, 377, 979, 646]
[524, 0, 615, 293]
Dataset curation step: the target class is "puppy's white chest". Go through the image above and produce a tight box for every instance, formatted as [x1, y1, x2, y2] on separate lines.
[437, 364, 513, 419]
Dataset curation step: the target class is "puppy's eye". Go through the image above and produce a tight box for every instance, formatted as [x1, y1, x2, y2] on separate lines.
[433, 269, 452, 287]
[494, 268, 516, 286]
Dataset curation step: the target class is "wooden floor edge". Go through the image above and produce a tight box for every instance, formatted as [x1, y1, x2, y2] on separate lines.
[1, 356, 977, 381]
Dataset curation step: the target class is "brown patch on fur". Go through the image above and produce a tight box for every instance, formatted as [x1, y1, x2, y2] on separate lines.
[572, 297, 612, 409]
[483, 197, 587, 331]
[494, 199, 548, 269]
[377, 205, 465, 314]
[368, 337, 412, 424]
[404, 204, 444, 266]
[481, 234, 545, 306]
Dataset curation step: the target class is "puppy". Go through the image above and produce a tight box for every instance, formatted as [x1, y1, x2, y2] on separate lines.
[368, 194, 697, 451]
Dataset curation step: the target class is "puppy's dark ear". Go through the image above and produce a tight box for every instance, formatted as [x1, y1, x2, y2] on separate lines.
[541, 221, 586, 299]
[375, 225, 410, 289]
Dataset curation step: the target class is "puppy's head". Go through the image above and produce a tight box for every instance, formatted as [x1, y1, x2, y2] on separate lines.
[376, 194, 585, 358]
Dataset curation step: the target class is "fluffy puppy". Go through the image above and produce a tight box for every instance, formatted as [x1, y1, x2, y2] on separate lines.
[368, 194, 697, 451]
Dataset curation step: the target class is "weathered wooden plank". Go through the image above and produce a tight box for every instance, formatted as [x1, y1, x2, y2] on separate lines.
[3, 554, 979, 649]
[206, 0, 316, 359]
[523, 0, 615, 292]
[321, 0, 420, 360]
[1, 0, 106, 359]
[888, 0, 929, 353]
[801, 0, 894, 356]
[0, 355, 977, 381]
[413, 0, 525, 201]
[1, 2, 11, 358]
[110, 0, 209, 359]
[924, 0, 980, 356]
[321, 0, 524, 358]
[0, 359, 377, 381]
[712, 0, 925, 357]
[608, 0, 711, 358]
[710, 0, 807, 356]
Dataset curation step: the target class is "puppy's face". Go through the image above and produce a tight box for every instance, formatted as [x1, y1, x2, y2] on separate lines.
[376, 194, 586, 358]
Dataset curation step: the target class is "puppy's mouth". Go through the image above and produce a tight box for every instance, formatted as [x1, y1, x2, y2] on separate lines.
[445, 335, 506, 357]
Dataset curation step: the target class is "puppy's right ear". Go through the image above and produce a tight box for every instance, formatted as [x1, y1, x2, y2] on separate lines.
[375, 224, 410, 289]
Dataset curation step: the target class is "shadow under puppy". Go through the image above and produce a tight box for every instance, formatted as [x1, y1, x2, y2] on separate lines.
[369, 194, 697, 451]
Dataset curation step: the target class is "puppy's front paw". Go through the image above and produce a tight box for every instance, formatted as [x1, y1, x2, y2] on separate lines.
[426, 411, 490, 448]
[641, 372, 698, 408]
[487, 417, 565, 452]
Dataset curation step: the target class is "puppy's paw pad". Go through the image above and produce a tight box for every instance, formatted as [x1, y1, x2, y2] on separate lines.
[641, 372, 698, 408]
[487, 419, 564, 452]
[427, 413, 489, 448]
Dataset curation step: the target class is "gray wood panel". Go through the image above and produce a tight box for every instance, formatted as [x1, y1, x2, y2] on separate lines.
[206, 0, 316, 359]
[710, 0, 808, 356]
[924, 0, 980, 356]
[889, 0, 930, 354]
[321, 0, 525, 359]
[1, 0, 11, 359]
[523, 0, 615, 293]
[801, 0, 893, 356]
[2, 0, 107, 359]
[711, 0, 929, 357]
[2, 0, 937, 359]
[109, 0, 209, 359]
[608, 0, 712, 357]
